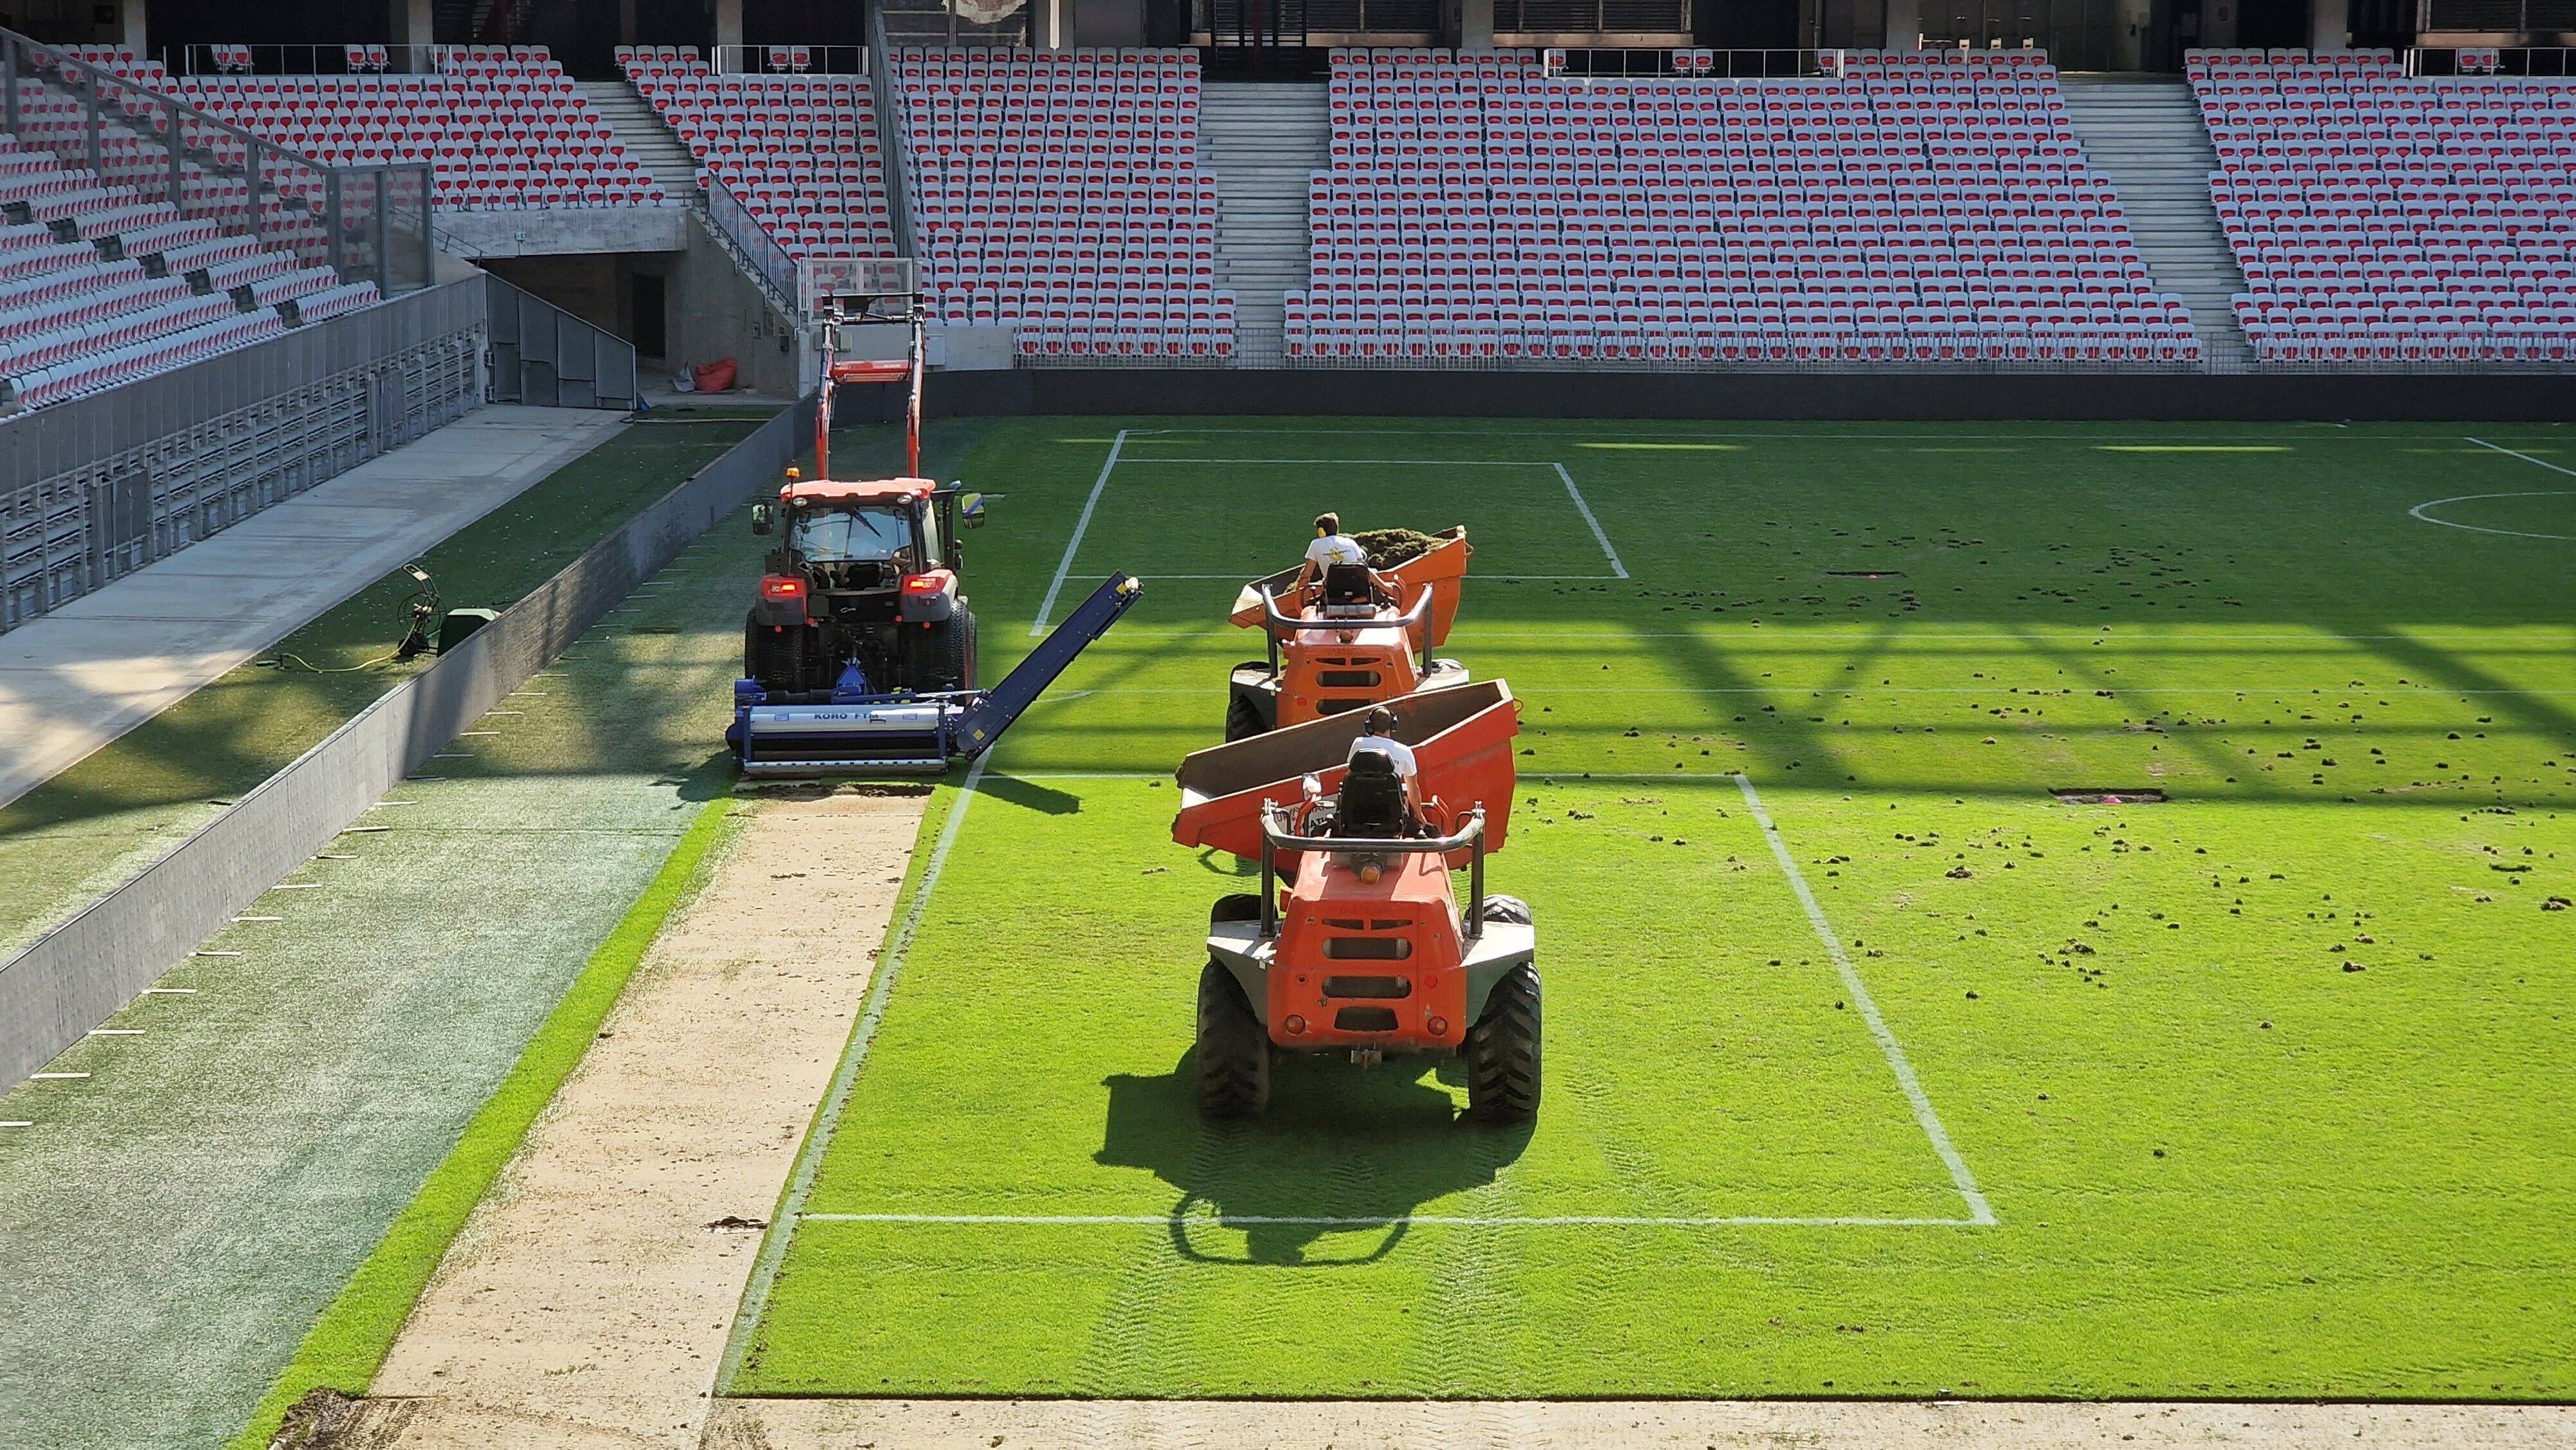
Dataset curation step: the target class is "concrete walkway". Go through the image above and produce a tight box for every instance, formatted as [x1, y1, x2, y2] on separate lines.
[0, 405, 627, 811]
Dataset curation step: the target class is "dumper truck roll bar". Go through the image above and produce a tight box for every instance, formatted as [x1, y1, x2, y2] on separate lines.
[1257, 802, 1488, 943]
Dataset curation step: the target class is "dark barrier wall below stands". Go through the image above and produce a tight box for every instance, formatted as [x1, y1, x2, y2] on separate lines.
[0, 396, 817, 1093]
[927, 368, 2576, 422]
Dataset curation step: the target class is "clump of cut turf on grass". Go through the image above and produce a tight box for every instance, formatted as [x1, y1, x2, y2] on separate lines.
[266, 1388, 361, 1449]
[2053, 788, 2170, 805]
[1349, 527, 1450, 567]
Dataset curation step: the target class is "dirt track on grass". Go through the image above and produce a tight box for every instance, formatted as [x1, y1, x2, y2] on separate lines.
[705, 1397, 2576, 1449]
[356, 788, 927, 1449]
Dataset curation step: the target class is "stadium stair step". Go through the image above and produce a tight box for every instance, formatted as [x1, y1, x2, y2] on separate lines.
[2058, 75, 2257, 371]
[1198, 80, 1329, 368]
[581, 80, 703, 198]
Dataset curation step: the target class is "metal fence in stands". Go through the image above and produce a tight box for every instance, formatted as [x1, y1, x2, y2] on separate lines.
[1, 28, 435, 299]
[709, 44, 873, 75]
[2405, 44, 2576, 74]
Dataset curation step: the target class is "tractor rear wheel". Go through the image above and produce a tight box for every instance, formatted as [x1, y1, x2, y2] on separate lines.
[1195, 960, 1270, 1119]
[745, 616, 806, 693]
[1466, 962, 1541, 1123]
[909, 608, 977, 692]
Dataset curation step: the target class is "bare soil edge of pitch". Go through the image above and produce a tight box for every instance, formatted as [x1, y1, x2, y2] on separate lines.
[352, 787, 929, 1450]
[697, 1397, 2576, 1449]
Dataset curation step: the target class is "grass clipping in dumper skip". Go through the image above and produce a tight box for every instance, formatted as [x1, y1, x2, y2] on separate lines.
[1352, 528, 1450, 567]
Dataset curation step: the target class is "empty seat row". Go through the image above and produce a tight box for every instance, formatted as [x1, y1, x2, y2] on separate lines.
[620, 50, 896, 263]
[890, 48, 1231, 357]
[0, 132, 379, 412]
[1293, 50, 2195, 365]
[2190, 50, 2576, 363]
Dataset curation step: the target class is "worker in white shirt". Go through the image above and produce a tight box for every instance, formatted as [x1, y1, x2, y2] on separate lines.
[1289, 511, 1399, 605]
[1347, 705, 1419, 787]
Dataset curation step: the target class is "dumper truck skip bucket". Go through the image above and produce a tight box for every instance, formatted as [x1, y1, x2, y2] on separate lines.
[1227, 527, 1472, 649]
[1171, 679, 1520, 865]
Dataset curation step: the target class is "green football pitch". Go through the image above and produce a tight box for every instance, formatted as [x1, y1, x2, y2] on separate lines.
[712, 419, 2576, 1401]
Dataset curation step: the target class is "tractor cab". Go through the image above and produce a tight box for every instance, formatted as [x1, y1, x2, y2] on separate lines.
[746, 476, 990, 701]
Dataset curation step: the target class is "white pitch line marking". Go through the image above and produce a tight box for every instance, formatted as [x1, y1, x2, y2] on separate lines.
[1552, 462, 1630, 579]
[799, 1212, 1980, 1229]
[87, 1029, 142, 1037]
[2405, 442, 2576, 539]
[268, 882, 324, 891]
[1734, 773, 1996, 1227]
[0, 1122, 31, 1129]
[714, 757, 991, 1393]
[339, 825, 390, 834]
[231, 916, 282, 923]
[191, 950, 242, 957]
[457, 730, 502, 737]
[1115, 457, 1558, 466]
[30, 1073, 88, 1080]
[366, 800, 417, 807]
[1138, 573, 1624, 581]
[1031, 427, 1128, 636]
[142, 988, 196, 995]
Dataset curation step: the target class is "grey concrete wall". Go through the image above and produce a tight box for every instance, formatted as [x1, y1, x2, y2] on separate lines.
[656, 213, 803, 398]
[2310, 0, 2348, 49]
[484, 253, 631, 340]
[0, 395, 817, 1093]
[437, 207, 692, 260]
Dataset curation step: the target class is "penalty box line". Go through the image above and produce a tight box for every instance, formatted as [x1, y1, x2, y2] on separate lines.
[779, 771, 1994, 1236]
[1031, 446, 1628, 634]
[798, 1211, 1980, 1228]
[1735, 774, 1996, 1227]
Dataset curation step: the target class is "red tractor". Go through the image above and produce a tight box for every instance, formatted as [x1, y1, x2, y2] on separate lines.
[1223, 528, 1474, 741]
[741, 261, 983, 704]
[728, 259, 1140, 774]
[1170, 681, 1538, 1122]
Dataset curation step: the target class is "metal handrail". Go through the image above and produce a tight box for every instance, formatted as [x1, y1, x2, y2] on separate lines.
[1257, 804, 1488, 940]
[710, 44, 872, 75]
[175, 43, 476, 77]
[0, 27, 433, 296]
[1260, 582, 1434, 675]
[868, 8, 918, 258]
[2403, 45, 2576, 76]
[700, 173, 800, 317]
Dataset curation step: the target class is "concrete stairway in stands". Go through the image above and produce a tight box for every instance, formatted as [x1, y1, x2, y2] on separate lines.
[580, 81, 701, 198]
[2059, 75, 2255, 370]
[1198, 82, 1328, 367]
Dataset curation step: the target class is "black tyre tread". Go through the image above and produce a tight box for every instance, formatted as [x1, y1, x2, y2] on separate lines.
[1479, 893, 1533, 926]
[1195, 961, 1271, 1118]
[1224, 690, 1265, 742]
[1465, 963, 1541, 1122]
[1211, 892, 1263, 925]
[952, 607, 978, 691]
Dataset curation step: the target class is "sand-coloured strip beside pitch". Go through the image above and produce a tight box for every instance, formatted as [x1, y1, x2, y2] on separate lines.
[705, 1397, 2576, 1449]
[361, 787, 927, 1448]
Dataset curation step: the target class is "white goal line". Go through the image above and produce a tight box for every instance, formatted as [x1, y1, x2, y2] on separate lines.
[797, 1211, 1984, 1229]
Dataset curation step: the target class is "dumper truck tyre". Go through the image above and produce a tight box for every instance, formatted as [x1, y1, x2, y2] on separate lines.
[1211, 892, 1262, 927]
[1224, 690, 1265, 742]
[1466, 963, 1540, 1123]
[1195, 960, 1270, 1119]
[1479, 894, 1532, 927]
